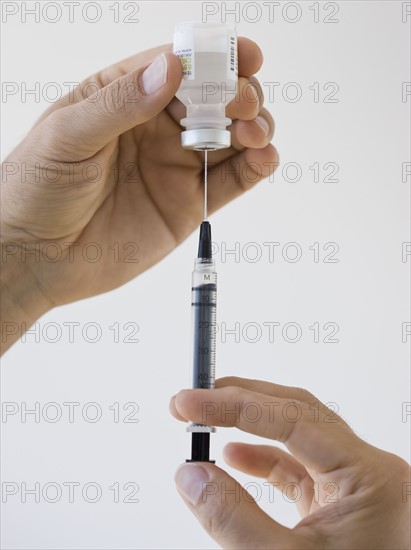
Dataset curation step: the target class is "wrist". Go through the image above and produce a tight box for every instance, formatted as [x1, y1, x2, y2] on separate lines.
[1, 244, 54, 354]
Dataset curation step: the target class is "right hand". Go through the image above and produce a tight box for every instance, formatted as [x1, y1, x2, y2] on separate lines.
[170, 376, 411, 549]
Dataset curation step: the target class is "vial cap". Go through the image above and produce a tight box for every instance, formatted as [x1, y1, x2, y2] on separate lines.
[181, 129, 231, 150]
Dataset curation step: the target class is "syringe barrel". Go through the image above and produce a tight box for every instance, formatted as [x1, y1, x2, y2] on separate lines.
[188, 257, 217, 435]
[191, 258, 217, 392]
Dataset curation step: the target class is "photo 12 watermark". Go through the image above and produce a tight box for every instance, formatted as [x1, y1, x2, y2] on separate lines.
[1, 401, 140, 423]
[1, 321, 140, 345]
[201, 2, 341, 25]
[1, 2, 141, 24]
[211, 241, 340, 264]
[2, 241, 139, 264]
[201, 399, 341, 425]
[200, 478, 339, 505]
[1, 481, 140, 503]
[216, 321, 340, 344]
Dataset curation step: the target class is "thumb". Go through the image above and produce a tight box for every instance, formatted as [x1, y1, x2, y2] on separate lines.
[41, 52, 182, 160]
[174, 463, 303, 549]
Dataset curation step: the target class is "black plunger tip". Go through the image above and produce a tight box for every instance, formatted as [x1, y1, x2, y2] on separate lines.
[197, 221, 212, 260]
[186, 432, 215, 463]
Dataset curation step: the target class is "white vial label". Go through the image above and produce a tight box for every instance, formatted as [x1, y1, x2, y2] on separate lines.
[174, 31, 195, 80]
[227, 34, 238, 80]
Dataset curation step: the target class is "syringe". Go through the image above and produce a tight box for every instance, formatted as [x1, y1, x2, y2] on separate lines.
[186, 151, 217, 463]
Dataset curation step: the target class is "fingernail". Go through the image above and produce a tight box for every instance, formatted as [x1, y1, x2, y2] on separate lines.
[175, 464, 209, 506]
[141, 53, 168, 95]
[254, 115, 270, 136]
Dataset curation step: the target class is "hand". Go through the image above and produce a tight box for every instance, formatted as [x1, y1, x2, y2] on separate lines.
[0, 40, 278, 352]
[170, 377, 411, 549]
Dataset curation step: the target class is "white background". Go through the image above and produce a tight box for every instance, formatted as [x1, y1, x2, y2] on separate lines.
[1, 1, 410, 549]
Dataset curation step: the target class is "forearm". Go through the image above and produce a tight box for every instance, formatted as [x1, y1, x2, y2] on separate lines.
[1, 249, 53, 354]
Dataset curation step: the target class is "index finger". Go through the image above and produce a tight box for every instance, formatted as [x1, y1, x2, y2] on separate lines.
[171, 386, 363, 474]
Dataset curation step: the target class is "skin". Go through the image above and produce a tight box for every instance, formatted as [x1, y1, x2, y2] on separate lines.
[0, 39, 277, 353]
[170, 377, 411, 549]
[2, 39, 410, 549]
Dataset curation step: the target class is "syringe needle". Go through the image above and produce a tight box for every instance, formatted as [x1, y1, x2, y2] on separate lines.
[204, 149, 208, 221]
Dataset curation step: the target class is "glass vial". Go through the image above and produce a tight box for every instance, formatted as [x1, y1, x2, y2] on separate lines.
[173, 21, 238, 150]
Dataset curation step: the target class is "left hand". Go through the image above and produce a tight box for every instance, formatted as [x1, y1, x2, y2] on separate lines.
[1, 39, 277, 353]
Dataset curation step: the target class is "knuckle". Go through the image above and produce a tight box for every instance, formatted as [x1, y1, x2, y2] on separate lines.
[77, 74, 105, 102]
[226, 385, 247, 404]
[290, 386, 316, 403]
[259, 107, 275, 135]
[230, 77, 260, 120]
[216, 376, 241, 387]
[382, 452, 411, 480]
[249, 76, 264, 106]
[97, 73, 141, 117]
[100, 82, 129, 115]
